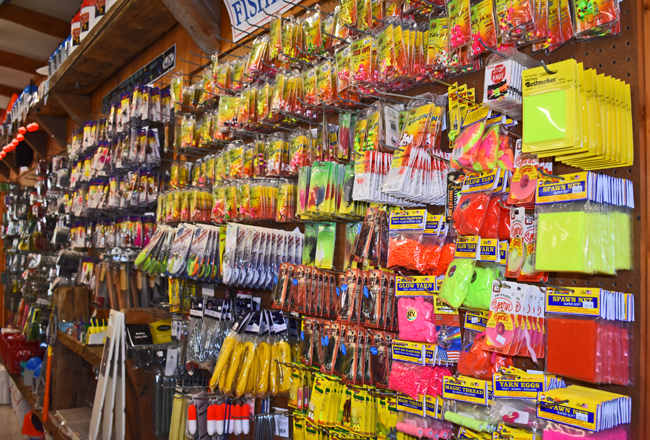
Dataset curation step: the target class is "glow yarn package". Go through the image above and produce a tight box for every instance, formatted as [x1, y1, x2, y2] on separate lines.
[534, 172, 633, 274]
[397, 296, 437, 343]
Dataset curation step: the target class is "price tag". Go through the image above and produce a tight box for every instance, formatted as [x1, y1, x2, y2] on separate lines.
[575, 412, 589, 422]
[274, 412, 290, 438]
[582, 300, 594, 309]
[165, 348, 178, 376]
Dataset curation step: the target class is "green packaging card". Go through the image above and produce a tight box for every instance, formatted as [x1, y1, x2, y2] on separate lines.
[316, 222, 337, 269]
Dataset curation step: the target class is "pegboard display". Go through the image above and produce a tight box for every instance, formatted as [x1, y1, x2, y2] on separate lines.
[119, 0, 647, 437]
[203, 0, 645, 435]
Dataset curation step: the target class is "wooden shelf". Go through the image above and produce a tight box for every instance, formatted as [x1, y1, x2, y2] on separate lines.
[8, 372, 70, 440]
[56, 331, 104, 367]
[49, 0, 177, 97]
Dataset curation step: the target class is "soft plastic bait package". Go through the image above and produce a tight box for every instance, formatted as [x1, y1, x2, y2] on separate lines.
[439, 258, 476, 309]
[369, 330, 389, 388]
[397, 297, 437, 343]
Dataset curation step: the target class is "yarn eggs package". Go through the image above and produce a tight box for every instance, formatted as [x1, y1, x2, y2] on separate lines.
[452, 168, 501, 236]
[387, 209, 427, 271]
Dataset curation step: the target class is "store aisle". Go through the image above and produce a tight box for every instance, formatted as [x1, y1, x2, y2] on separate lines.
[0, 405, 29, 440]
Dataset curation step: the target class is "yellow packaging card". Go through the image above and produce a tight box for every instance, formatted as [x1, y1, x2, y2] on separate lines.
[442, 375, 489, 405]
[522, 60, 578, 154]
[560, 68, 599, 163]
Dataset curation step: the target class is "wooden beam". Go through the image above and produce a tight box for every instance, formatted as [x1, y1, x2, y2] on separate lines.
[0, 162, 10, 180]
[0, 49, 44, 75]
[0, 4, 70, 40]
[32, 115, 68, 148]
[52, 92, 92, 126]
[23, 131, 48, 159]
[159, 0, 220, 53]
[0, 83, 21, 98]
[2, 152, 17, 175]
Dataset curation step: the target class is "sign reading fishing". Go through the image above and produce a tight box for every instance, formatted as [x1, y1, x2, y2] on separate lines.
[224, 0, 294, 41]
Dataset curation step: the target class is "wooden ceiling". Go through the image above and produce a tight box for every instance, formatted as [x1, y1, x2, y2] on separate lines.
[0, 0, 80, 109]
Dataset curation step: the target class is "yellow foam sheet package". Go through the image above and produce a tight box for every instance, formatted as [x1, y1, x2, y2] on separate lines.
[534, 173, 590, 273]
[522, 59, 581, 156]
[562, 70, 605, 164]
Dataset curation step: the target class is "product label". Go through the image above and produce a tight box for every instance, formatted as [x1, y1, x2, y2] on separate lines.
[536, 397, 597, 431]
[455, 236, 480, 259]
[442, 376, 490, 405]
[493, 372, 545, 400]
[461, 168, 501, 193]
[395, 276, 437, 297]
[389, 209, 427, 230]
[464, 310, 489, 332]
[498, 241, 508, 265]
[424, 395, 443, 419]
[545, 287, 600, 316]
[391, 339, 425, 365]
[479, 238, 498, 262]
[535, 172, 589, 204]
[396, 395, 425, 417]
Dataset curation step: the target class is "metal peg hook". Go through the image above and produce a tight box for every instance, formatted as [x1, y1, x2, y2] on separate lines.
[476, 37, 508, 58]
[372, 15, 391, 24]
[178, 56, 210, 69]
[540, 60, 558, 75]
[189, 50, 213, 61]
[260, 5, 290, 21]
[245, 17, 269, 31]
[231, 24, 259, 38]
[338, 92, 376, 108]
[344, 23, 374, 36]
[497, 199, 516, 211]
[538, 168, 565, 180]
[323, 30, 347, 43]
[538, 399, 569, 408]
[540, 281, 575, 293]
[215, 34, 252, 50]
[278, 50, 314, 67]
[282, 0, 333, 16]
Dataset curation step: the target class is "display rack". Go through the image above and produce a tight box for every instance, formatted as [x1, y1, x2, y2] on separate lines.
[1, 0, 648, 437]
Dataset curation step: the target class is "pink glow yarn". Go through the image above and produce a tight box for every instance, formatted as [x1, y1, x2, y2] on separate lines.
[398, 297, 437, 343]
